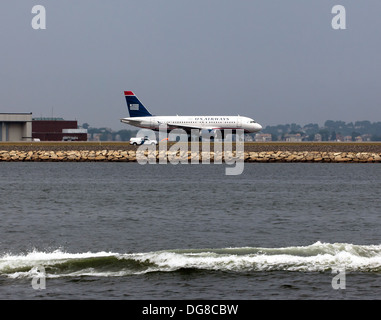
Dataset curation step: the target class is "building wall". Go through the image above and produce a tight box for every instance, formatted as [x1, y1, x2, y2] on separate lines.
[32, 120, 87, 141]
[32, 132, 87, 141]
[32, 120, 78, 133]
[8, 123, 23, 141]
[0, 113, 33, 142]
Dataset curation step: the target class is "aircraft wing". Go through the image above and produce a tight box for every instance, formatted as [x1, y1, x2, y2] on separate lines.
[166, 123, 202, 134]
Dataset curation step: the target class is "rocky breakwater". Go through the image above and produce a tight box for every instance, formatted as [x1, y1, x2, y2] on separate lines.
[245, 151, 381, 162]
[0, 150, 135, 162]
[1, 149, 381, 162]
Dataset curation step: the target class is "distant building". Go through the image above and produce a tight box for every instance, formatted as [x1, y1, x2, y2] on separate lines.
[32, 118, 87, 141]
[361, 134, 372, 142]
[284, 133, 302, 142]
[314, 133, 322, 142]
[255, 133, 272, 142]
[0, 113, 33, 142]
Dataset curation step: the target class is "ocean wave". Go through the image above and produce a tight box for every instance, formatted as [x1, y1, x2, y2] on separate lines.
[1, 242, 381, 278]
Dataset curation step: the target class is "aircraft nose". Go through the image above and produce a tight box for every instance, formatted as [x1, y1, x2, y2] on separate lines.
[255, 123, 262, 131]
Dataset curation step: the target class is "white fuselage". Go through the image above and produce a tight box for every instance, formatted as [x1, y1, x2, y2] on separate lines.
[121, 115, 262, 133]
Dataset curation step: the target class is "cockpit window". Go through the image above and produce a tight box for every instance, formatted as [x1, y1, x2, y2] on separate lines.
[250, 120, 256, 123]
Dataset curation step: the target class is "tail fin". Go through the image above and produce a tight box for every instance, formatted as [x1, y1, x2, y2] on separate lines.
[124, 91, 152, 117]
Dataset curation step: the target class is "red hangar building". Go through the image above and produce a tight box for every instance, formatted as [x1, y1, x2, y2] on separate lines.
[32, 118, 87, 141]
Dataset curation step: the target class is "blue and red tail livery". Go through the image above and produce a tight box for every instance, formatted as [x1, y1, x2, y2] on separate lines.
[124, 91, 152, 117]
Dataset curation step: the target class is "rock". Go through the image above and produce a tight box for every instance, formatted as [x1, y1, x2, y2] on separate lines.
[1, 148, 381, 163]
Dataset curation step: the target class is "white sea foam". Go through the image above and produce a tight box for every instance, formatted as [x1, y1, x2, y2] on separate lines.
[1, 242, 381, 278]
[128, 241, 381, 273]
[0, 249, 117, 278]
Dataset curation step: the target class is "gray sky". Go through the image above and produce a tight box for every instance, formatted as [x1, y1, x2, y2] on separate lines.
[1, 1, 381, 130]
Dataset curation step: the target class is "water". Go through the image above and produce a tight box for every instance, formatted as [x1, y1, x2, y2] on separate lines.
[1, 162, 381, 299]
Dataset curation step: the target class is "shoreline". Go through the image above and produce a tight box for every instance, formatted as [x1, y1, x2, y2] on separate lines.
[1, 142, 381, 162]
[1, 141, 381, 152]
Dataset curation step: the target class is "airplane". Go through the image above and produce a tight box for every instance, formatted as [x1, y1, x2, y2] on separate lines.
[120, 91, 262, 138]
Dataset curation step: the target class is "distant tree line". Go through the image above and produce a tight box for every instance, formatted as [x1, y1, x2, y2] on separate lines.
[82, 120, 381, 142]
[261, 120, 381, 141]
[83, 123, 138, 141]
